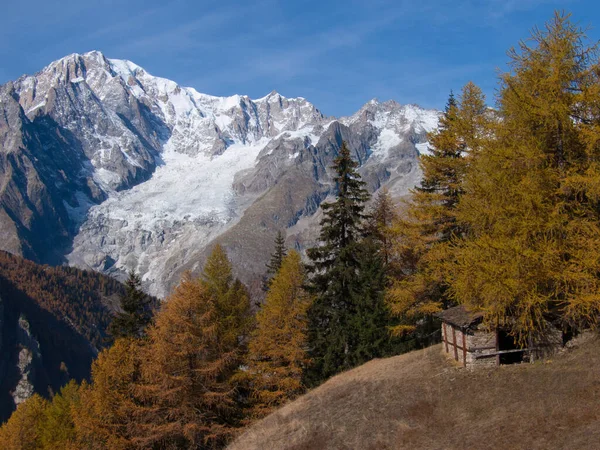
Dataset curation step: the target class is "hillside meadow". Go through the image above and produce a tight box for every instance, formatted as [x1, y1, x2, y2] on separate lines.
[229, 335, 600, 450]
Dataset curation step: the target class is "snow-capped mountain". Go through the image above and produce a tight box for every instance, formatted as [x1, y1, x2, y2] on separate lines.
[0, 51, 439, 297]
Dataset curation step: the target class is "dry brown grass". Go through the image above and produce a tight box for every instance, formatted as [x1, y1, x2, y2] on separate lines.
[228, 334, 600, 450]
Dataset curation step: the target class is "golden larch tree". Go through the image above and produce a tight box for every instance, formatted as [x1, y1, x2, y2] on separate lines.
[445, 12, 600, 343]
[133, 272, 237, 449]
[202, 244, 253, 354]
[243, 251, 312, 418]
[386, 82, 490, 335]
[73, 338, 144, 450]
[0, 395, 48, 450]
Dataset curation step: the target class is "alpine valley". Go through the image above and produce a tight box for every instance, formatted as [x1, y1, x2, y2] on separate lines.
[0, 51, 439, 297]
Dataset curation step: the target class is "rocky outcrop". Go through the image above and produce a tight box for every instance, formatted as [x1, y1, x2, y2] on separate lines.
[12, 315, 40, 405]
[0, 52, 165, 264]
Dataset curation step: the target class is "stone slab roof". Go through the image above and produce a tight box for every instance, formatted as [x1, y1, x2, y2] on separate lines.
[436, 305, 485, 329]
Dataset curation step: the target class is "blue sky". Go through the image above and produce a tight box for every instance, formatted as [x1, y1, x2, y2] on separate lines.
[1, 0, 598, 116]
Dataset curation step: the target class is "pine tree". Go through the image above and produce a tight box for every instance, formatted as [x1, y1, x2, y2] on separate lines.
[109, 271, 152, 339]
[445, 12, 600, 343]
[306, 141, 390, 383]
[262, 231, 287, 291]
[244, 251, 312, 418]
[386, 84, 489, 336]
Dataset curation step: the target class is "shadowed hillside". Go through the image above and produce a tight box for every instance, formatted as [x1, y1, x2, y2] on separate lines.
[0, 251, 131, 422]
[229, 336, 600, 450]
[0, 250, 123, 349]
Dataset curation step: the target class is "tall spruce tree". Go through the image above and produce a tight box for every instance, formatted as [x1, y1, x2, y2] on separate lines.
[262, 230, 287, 292]
[109, 271, 152, 339]
[386, 84, 489, 336]
[445, 12, 600, 343]
[306, 142, 390, 384]
[351, 237, 393, 359]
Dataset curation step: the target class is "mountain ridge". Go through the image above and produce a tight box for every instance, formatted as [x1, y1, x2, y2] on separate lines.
[0, 50, 440, 296]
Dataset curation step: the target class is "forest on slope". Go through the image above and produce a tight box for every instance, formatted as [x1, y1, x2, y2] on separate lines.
[0, 251, 129, 422]
[0, 250, 124, 348]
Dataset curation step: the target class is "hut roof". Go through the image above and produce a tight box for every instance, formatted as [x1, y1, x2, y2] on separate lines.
[436, 305, 484, 329]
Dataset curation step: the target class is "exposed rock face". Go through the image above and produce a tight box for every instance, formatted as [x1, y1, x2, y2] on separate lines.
[0, 52, 163, 264]
[12, 315, 40, 405]
[0, 51, 440, 297]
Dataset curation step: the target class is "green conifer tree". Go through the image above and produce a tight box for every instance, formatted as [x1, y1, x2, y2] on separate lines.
[351, 238, 393, 360]
[109, 271, 152, 339]
[262, 230, 287, 292]
[306, 142, 390, 384]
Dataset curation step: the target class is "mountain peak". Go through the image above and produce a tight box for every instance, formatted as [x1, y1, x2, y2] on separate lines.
[82, 50, 106, 59]
[52, 50, 107, 67]
[363, 98, 403, 111]
[107, 57, 144, 78]
[255, 90, 284, 102]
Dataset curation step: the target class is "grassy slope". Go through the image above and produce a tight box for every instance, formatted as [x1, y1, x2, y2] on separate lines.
[229, 335, 600, 450]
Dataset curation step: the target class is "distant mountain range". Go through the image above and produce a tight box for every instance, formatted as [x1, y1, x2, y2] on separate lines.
[0, 51, 439, 297]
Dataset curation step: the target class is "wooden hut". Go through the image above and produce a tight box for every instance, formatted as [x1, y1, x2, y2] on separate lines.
[435, 305, 561, 369]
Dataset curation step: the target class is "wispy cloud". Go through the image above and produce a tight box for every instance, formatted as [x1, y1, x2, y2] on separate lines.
[85, 6, 168, 40]
[113, 11, 244, 55]
[189, 2, 419, 89]
[486, 0, 571, 19]
[108, 0, 281, 56]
